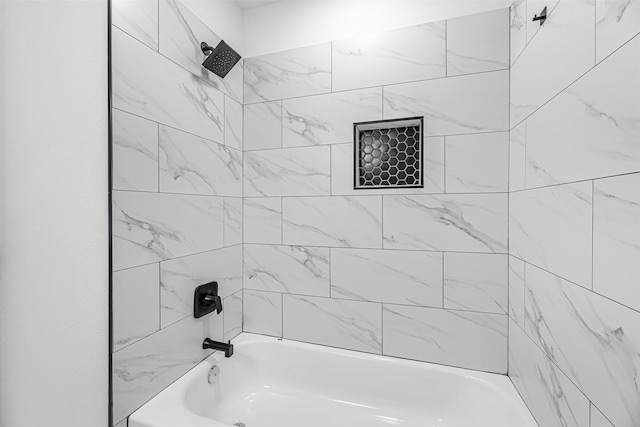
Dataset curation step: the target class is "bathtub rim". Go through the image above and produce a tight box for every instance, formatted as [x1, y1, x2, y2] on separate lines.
[129, 332, 538, 427]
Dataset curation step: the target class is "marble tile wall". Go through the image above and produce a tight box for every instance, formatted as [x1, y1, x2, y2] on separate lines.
[110, 0, 243, 424]
[242, 8, 511, 375]
[508, 1, 640, 427]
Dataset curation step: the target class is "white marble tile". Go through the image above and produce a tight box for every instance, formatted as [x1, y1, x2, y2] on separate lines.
[444, 253, 507, 314]
[512, 0, 595, 127]
[243, 290, 282, 337]
[223, 291, 242, 341]
[447, 8, 510, 77]
[331, 249, 443, 307]
[283, 196, 383, 248]
[509, 320, 590, 427]
[160, 246, 242, 328]
[509, 121, 526, 192]
[244, 44, 331, 104]
[591, 405, 615, 427]
[511, 0, 527, 64]
[224, 96, 243, 150]
[525, 35, 640, 188]
[112, 191, 224, 271]
[383, 305, 507, 373]
[524, 264, 640, 427]
[223, 198, 242, 247]
[112, 0, 158, 50]
[384, 70, 509, 136]
[112, 109, 159, 192]
[211, 260, 291, 304]
[526, 0, 561, 43]
[112, 27, 224, 142]
[596, 0, 640, 62]
[282, 88, 383, 147]
[445, 131, 509, 193]
[243, 198, 282, 244]
[112, 314, 222, 425]
[244, 146, 331, 197]
[244, 101, 281, 151]
[509, 182, 592, 288]
[244, 244, 330, 296]
[509, 256, 526, 326]
[283, 295, 382, 353]
[158, 0, 243, 101]
[158, 125, 241, 196]
[594, 173, 640, 312]
[383, 194, 508, 253]
[113, 264, 160, 351]
[331, 137, 445, 196]
[332, 22, 446, 92]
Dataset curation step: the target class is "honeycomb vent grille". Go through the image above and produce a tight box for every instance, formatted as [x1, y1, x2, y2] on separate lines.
[354, 117, 423, 189]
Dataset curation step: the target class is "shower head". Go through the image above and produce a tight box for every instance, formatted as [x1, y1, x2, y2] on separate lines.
[201, 41, 241, 78]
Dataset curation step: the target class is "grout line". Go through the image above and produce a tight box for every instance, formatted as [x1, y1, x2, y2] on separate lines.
[511, 254, 640, 316]
[111, 244, 242, 274]
[510, 170, 640, 194]
[442, 252, 446, 308]
[157, 122, 161, 192]
[241, 129, 510, 152]
[445, 19, 448, 77]
[242, 68, 509, 106]
[113, 25, 241, 103]
[111, 106, 230, 150]
[245, 288, 508, 317]
[113, 188, 241, 198]
[591, 179, 595, 291]
[510, 31, 640, 131]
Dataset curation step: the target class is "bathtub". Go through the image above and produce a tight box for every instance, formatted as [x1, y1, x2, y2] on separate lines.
[129, 333, 538, 427]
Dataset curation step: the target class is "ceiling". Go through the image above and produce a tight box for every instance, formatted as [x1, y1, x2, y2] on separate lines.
[234, 0, 281, 10]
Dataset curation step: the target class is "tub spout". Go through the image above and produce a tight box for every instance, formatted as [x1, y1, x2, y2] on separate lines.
[203, 337, 234, 357]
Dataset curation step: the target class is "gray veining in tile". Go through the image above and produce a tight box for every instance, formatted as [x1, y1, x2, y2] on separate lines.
[113, 27, 224, 142]
[112, 0, 158, 50]
[332, 22, 446, 91]
[244, 244, 330, 296]
[524, 264, 640, 427]
[244, 146, 331, 197]
[158, 0, 243, 101]
[112, 191, 224, 271]
[384, 194, 508, 253]
[383, 305, 507, 373]
[112, 108, 159, 192]
[331, 249, 443, 307]
[244, 44, 331, 103]
[283, 294, 382, 353]
[509, 320, 590, 427]
[384, 70, 509, 136]
[159, 125, 241, 196]
[283, 196, 383, 248]
[160, 246, 242, 328]
[447, 9, 509, 76]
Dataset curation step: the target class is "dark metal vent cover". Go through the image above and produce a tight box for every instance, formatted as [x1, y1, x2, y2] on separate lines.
[354, 117, 423, 189]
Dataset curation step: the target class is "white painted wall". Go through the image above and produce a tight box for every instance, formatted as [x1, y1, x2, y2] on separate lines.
[0, 1, 109, 426]
[181, 0, 245, 54]
[242, 0, 512, 57]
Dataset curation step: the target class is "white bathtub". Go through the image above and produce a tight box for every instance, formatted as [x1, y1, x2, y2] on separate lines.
[129, 333, 538, 427]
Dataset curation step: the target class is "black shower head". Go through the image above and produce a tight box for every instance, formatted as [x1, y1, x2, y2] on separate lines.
[201, 41, 241, 78]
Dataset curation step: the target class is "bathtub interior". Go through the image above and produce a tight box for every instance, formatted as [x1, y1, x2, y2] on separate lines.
[131, 333, 538, 427]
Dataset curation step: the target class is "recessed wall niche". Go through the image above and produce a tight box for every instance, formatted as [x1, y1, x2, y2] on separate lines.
[353, 117, 424, 189]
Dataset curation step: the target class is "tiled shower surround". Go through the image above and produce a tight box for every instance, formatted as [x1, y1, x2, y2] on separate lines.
[242, 8, 511, 375]
[110, 0, 243, 424]
[508, 1, 640, 427]
[110, 0, 640, 426]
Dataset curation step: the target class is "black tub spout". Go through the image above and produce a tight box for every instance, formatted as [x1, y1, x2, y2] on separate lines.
[203, 338, 234, 357]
